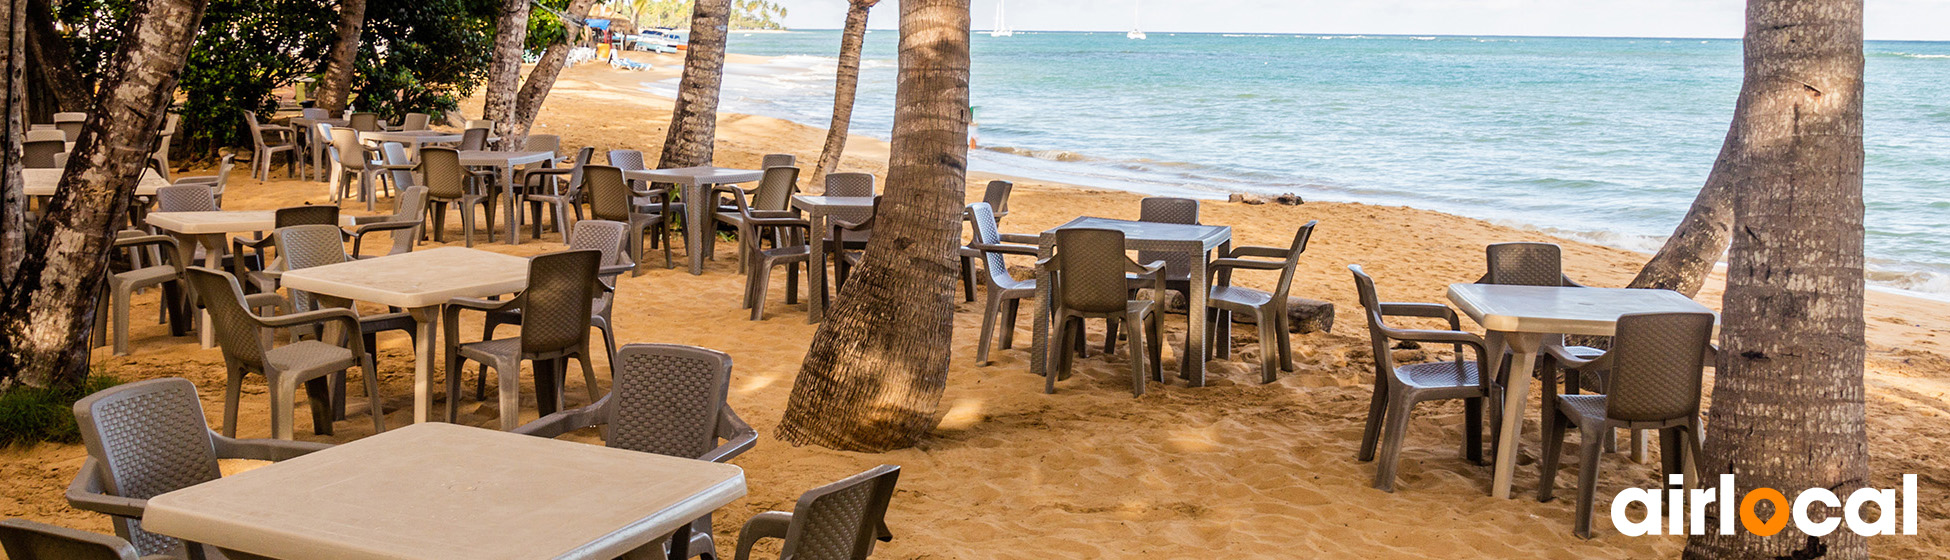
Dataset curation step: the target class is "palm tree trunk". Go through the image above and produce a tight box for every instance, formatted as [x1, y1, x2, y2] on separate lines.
[1684, 0, 1866, 558]
[776, 0, 968, 452]
[1627, 128, 1735, 296]
[0, 0, 208, 390]
[808, 0, 877, 191]
[482, 0, 530, 150]
[656, 0, 729, 169]
[2, 0, 28, 286]
[510, 0, 600, 141]
[314, 0, 367, 114]
[24, 0, 89, 115]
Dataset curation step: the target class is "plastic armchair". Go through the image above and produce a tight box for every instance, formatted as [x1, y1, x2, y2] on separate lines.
[733, 465, 900, 560]
[349, 186, 429, 258]
[419, 147, 498, 245]
[327, 127, 392, 210]
[1348, 265, 1498, 492]
[171, 154, 236, 206]
[0, 518, 177, 560]
[1040, 228, 1167, 397]
[66, 378, 331, 557]
[717, 184, 812, 320]
[584, 164, 674, 272]
[713, 166, 801, 274]
[185, 267, 383, 440]
[473, 220, 633, 400]
[243, 110, 298, 180]
[92, 234, 185, 356]
[963, 203, 1041, 366]
[1203, 221, 1317, 383]
[524, 146, 597, 242]
[444, 250, 604, 431]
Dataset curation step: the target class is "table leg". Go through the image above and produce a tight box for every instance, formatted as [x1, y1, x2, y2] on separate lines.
[193, 234, 225, 349]
[1030, 236, 1054, 379]
[1183, 250, 1210, 387]
[666, 524, 691, 560]
[806, 208, 828, 324]
[503, 163, 522, 245]
[685, 183, 708, 275]
[410, 307, 439, 424]
[1491, 332, 1542, 499]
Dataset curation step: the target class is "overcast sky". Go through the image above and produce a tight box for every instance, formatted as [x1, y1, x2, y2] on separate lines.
[770, 0, 1950, 41]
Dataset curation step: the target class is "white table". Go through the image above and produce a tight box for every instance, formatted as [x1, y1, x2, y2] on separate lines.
[1446, 283, 1716, 499]
[791, 195, 875, 323]
[1030, 217, 1233, 388]
[146, 210, 358, 348]
[144, 423, 747, 560]
[21, 168, 171, 198]
[623, 167, 764, 275]
[359, 130, 461, 160]
[459, 150, 556, 246]
[279, 247, 530, 424]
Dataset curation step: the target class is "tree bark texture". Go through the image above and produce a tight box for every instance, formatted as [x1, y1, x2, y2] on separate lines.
[1684, 1, 1867, 558]
[313, 0, 367, 114]
[24, 0, 89, 116]
[509, 0, 599, 142]
[2, 0, 26, 287]
[656, 0, 729, 169]
[1628, 125, 1736, 297]
[776, 0, 969, 452]
[0, 0, 208, 390]
[808, 0, 877, 191]
[482, 0, 530, 150]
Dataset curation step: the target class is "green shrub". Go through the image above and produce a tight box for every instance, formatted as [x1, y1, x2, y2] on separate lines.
[0, 376, 123, 447]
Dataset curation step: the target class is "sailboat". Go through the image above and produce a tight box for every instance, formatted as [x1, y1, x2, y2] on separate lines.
[990, 0, 1014, 37]
[1126, 1, 1146, 40]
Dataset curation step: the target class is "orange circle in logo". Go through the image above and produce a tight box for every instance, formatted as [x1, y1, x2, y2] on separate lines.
[1740, 488, 1790, 536]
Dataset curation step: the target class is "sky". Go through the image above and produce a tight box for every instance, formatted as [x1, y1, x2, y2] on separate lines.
[770, 0, 1950, 42]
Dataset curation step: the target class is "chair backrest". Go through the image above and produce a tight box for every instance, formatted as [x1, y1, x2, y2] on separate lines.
[518, 250, 600, 353]
[23, 140, 65, 168]
[275, 224, 350, 271]
[824, 172, 873, 197]
[466, 119, 492, 130]
[71, 377, 222, 556]
[0, 519, 141, 560]
[301, 108, 329, 120]
[1267, 221, 1319, 302]
[761, 153, 796, 169]
[381, 142, 416, 188]
[563, 146, 597, 196]
[53, 111, 87, 123]
[1482, 242, 1566, 287]
[418, 147, 469, 199]
[329, 127, 365, 168]
[966, 203, 1016, 286]
[523, 134, 560, 157]
[601, 344, 733, 458]
[779, 465, 902, 560]
[55, 122, 83, 143]
[381, 186, 429, 256]
[458, 127, 488, 151]
[1347, 264, 1400, 381]
[982, 179, 1013, 217]
[401, 112, 430, 131]
[1605, 312, 1716, 422]
[752, 166, 800, 212]
[606, 149, 645, 171]
[1053, 228, 1131, 314]
[210, 154, 237, 198]
[582, 165, 633, 222]
[159, 113, 180, 137]
[348, 112, 379, 132]
[26, 129, 66, 143]
[185, 268, 269, 370]
[569, 219, 630, 268]
[275, 205, 340, 228]
[241, 111, 269, 145]
[1137, 197, 1199, 278]
[155, 185, 219, 212]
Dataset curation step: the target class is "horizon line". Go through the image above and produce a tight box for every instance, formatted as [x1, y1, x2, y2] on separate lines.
[755, 28, 1950, 43]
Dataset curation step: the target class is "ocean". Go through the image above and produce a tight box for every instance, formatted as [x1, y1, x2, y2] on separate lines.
[644, 30, 1950, 298]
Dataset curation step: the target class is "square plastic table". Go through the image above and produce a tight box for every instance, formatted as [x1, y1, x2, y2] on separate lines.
[1445, 283, 1715, 499]
[622, 167, 764, 275]
[21, 168, 171, 198]
[459, 150, 557, 246]
[359, 130, 462, 160]
[1030, 217, 1233, 388]
[790, 195, 876, 323]
[143, 423, 747, 560]
[278, 247, 530, 425]
[146, 210, 358, 348]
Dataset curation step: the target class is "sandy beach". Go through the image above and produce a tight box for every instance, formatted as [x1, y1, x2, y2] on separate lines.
[3, 51, 1946, 558]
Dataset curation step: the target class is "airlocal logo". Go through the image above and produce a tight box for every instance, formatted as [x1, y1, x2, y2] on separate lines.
[1612, 474, 1918, 536]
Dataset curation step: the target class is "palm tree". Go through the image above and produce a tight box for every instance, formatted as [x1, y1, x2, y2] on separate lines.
[1684, 0, 1867, 558]
[1, 0, 211, 390]
[656, 0, 730, 169]
[809, 0, 880, 189]
[314, 0, 368, 114]
[776, 0, 969, 452]
[482, 0, 531, 149]
[511, 0, 601, 140]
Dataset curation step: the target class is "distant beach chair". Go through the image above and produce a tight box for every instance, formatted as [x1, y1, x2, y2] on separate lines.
[732, 465, 901, 560]
[1349, 264, 1496, 492]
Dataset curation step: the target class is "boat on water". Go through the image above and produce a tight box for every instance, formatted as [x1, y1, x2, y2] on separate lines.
[1126, 1, 1145, 39]
[990, 0, 1013, 37]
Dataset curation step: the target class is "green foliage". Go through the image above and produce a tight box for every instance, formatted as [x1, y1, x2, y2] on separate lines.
[728, 0, 785, 30]
[0, 376, 120, 448]
[177, 0, 337, 154]
[526, 0, 574, 52]
[352, 0, 499, 122]
[614, 0, 786, 31]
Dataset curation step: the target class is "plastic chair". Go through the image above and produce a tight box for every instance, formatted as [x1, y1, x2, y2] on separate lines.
[1126, 197, 1199, 295]
[444, 250, 605, 430]
[1349, 264, 1496, 492]
[1538, 312, 1714, 539]
[0, 518, 172, 560]
[65, 378, 332, 557]
[714, 166, 800, 275]
[186, 267, 384, 439]
[966, 202, 1040, 366]
[243, 110, 298, 179]
[475, 220, 634, 400]
[53, 112, 86, 142]
[400, 112, 430, 131]
[170, 154, 237, 206]
[349, 186, 429, 258]
[1041, 228, 1166, 397]
[92, 234, 184, 356]
[327, 127, 389, 210]
[1204, 221, 1316, 383]
[420, 147, 497, 245]
[458, 127, 489, 151]
[23, 140, 65, 168]
[584, 165, 675, 272]
[1477, 242, 1617, 448]
[347, 112, 380, 132]
[376, 141, 420, 197]
[733, 465, 899, 560]
[524, 146, 596, 242]
[25, 129, 65, 143]
[515, 343, 757, 559]
[718, 181, 811, 320]
[957, 179, 1016, 301]
[761, 153, 796, 168]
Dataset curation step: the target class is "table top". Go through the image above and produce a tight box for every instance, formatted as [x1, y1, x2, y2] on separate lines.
[1446, 283, 1717, 336]
[1041, 216, 1233, 248]
[142, 423, 747, 560]
[22, 168, 171, 197]
[459, 150, 555, 167]
[278, 247, 529, 309]
[791, 195, 876, 210]
[146, 210, 356, 234]
[361, 130, 461, 142]
[288, 117, 348, 127]
[624, 166, 763, 186]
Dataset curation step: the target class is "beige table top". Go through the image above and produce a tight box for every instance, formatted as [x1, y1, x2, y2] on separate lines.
[143, 423, 748, 560]
[1446, 284, 1716, 336]
[458, 150, 555, 167]
[361, 130, 462, 143]
[278, 247, 529, 309]
[22, 168, 171, 197]
[146, 210, 355, 235]
[624, 166, 762, 186]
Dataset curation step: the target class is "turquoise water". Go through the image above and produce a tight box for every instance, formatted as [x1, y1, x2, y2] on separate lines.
[670, 31, 1950, 296]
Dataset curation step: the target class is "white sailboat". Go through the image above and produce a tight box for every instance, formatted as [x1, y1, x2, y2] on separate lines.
[990, 0, 1014, 37]
[1126, 1, 1146, 40]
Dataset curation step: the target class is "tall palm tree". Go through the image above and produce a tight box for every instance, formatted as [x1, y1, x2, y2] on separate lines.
[1684, 0, 1867, 558]
[314, 0, 367, 114]
[656, 0, 730, 169]
[776, 0, 969, 452]
[809, 0, 879, 189]
[1, 0, 210, 390]
[511, 0, 601, 141]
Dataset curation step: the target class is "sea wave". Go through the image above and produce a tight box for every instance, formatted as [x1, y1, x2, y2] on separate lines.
[1878, 51, 1950, 59]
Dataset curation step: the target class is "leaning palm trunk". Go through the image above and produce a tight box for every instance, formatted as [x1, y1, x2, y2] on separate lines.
[808, 0, 878, 190]
[777, 0, 969, 452]
[482, 0, 530, 150]
[656, 0, 730, 169]
[1684, 0, 1866, 558]
[313, 0, 367, 114]
[510, 0, 600, 141]
[25, 0, 88, 115]
[1627, 131, 1735, 296]
[0, 0, 209, 390]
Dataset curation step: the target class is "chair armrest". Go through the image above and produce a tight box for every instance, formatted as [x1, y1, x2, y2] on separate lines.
[66, 459, 147, 519]
[1377, 302, 1460, 330]
[258, 307, 360, 332]
[172, 176, 220, 186]
[968, 242, 1038, 256]
[749, 209, 800, 220]
[446, 296, 517, 312]
[113, 234, 178, 252]
[1561, 275, 1588, 288]
[735, 511, 794, 560]
[1207, 257, 1286, 273]
[996, 232, 1040, 245]
[747, 217, 811, 230]
[1383, 327, 1487, 353]
[375, 163, 417, 171]
[700, 408, 757, 463]
[1225, 245, 1290, 259]
[243, 293, 288, 314]
[212, 434, 331, 461]
[512, 398, 607, 439]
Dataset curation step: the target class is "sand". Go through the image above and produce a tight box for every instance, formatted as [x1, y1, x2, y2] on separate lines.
[4, 51, 1948, 558]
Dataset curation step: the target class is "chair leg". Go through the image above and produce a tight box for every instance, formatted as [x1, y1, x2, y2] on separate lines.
[578, 352, 600, 404]
[306, 375, 337, 436]
[445, 353, 465, 423]
[960, 255, 976, 303]
[749, 261, 772, 321]
[430, 204, 447, 243]
[1574, 425, 1606, 539]
[598, 323, 618, 367]
[1102, 318, 1119, 356]
[784, 261, 799, 305]
[1372, 395, 1415, 492]
[977, 290, 1002, 366]
[1464, 397, 1485, 465]
[223, 368, 245, 438]
[1357, 381, 1387, 462]
[999, 299, 1021, 350]
[476, 317, 504, 401]
[553, 202, 572, 243]
[1127, 312, 1147, 398]
[1538, 406, 1570, 502]
[1215, 310, 1233, 361]
[1147, 312, 1165, 383]
[1257, 311, 1279, 384]
[496, 361, 522, 431]
[1276, 313, 1295, 372]
[112, 284, 132, 356]
[1659, 426, 1684, 480]
[362, 354, 385, 433]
